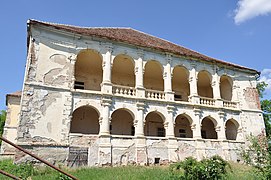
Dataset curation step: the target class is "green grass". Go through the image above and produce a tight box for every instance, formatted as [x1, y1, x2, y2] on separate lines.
[0, 159, 261, 180]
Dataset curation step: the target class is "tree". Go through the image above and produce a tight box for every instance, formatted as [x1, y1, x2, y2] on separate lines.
[0, 110, 7, 145]
[257, 82, 271, 137]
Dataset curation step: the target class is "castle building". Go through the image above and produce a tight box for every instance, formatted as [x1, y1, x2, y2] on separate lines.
[0, 20, 265, 166]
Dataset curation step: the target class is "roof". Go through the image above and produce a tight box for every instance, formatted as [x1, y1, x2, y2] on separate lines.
[7, 91, 22, 97]
[28, 19, 259, 74]
[6, 91, 21, 106]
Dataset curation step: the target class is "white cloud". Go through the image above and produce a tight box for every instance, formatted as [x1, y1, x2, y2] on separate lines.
[259, 69, 271, 93]
[234, 0, 271, 24]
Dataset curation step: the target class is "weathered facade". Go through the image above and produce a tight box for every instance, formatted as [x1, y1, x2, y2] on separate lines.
[1, 20, 265, 166]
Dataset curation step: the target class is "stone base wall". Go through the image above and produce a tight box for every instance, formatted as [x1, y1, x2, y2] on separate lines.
[13, 135, 244, 167]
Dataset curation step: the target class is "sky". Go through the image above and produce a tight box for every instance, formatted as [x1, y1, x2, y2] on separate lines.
[0, 0, 271, 110]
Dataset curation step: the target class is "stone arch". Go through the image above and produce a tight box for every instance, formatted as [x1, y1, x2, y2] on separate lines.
[112, 54, 135, 87]
[144, 111, 165, 137]
[74, 49, 103, 91]
[174, 114, 193, 138]
[70, 105, 100, 134]
[110, 108, 135, 136]
[143, 60, 164, 91]
[201, 116, 217, 139]
[225, 119, 239, 140]
[172, 66, 190, 101]
[197, 70, 213, 98]
[220, 75, 233, 101]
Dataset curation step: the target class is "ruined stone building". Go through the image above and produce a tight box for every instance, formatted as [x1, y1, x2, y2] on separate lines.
[0, 20, 265, 166]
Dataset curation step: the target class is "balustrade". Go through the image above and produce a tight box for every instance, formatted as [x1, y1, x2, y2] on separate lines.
[112, 85, 136, 96]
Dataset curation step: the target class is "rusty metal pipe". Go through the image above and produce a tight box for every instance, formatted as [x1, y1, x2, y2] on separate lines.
[0, 137, 78, 180]
[0, 169, 21, 180]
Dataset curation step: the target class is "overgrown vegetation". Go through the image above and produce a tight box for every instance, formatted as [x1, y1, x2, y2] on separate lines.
[257, 82, 271, 137]
[0, 110, 6, 145]
[170, 156, 230, 180]
[241, 133, 271, 179]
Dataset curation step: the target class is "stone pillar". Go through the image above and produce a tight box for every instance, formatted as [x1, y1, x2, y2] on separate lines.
[68, 54, 77, 89]
[217, 111, 226, 140]
[212, 73, 221, 99]
[98, 97, 112, 166]
[135, 49, 145, 98]
[164, 54, 174, 101]
[101, 43, 113, 94]
[212, 72, 223, 107]
[192, 108, 202, 139]
[189, 64, 200, 104]
[135, 101, 147, 165]
[166, 105, 175, 138]
[166, 105, 178, 162]
[99, 97, 112, 136]
[135, 102, 145, 137]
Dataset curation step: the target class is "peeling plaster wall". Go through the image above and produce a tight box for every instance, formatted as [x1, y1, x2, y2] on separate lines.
[0, 95, 21, 156]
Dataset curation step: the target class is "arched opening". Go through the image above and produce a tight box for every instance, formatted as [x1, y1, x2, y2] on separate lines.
[70, 106, 100, 134]
[172, 66, 190, 101]
[112, 54, 135, 87]
[174, 114, 193, 138]
[143, 60, 164, 91]
[220, 75, 233, 101]
[201, 117, 217, 139]
[225, 119, 239, 140]
[197, 71, 213, 98]
[74, 49, 103, 91]
[144, 111, 165, 137]
[111, 108, 134, 136]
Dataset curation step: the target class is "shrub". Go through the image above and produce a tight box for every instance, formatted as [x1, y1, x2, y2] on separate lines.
[241, 133, 271, 179]
[170, 156, 230, 180]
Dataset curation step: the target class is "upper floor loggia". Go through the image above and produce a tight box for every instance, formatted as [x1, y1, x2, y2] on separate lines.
[73, 49, 238, 109]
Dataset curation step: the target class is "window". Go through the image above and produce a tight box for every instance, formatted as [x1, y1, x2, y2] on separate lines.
[179, 129, 186, 138]
[74, 81, 84, 89]
[174, 94, 182, 101]
[157, 128, 165, 137]
[154, 158, 160, 164]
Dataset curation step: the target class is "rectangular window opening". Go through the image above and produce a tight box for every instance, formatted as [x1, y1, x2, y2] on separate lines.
[154, 158, 160, 164]
[74, 81, 85, 89]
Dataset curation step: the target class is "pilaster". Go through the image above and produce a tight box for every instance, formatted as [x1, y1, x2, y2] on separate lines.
[188, 64, 199, 104]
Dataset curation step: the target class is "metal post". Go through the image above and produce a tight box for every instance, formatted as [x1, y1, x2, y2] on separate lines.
[0, 136, 78, 180]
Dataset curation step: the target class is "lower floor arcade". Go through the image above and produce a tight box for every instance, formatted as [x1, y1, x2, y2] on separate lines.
[70, 105, 240, 141]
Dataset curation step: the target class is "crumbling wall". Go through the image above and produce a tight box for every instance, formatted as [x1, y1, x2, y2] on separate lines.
[243, 87, 261, 109]
[18, 85, 72, 144]
[111, 137, 136, 165]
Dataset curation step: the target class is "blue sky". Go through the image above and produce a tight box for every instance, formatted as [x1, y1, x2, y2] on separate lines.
[1, 0, 271, 110]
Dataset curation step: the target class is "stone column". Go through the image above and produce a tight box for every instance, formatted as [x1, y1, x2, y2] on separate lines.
[212, 72, 223, 107]
[192, 108, 202, 139]
[135, 49, 145, 98]
[101, 43, 113, 94]
[135, 102, 145, 137]
[164, 54, 174, 101]
[166, 105, 178, 162]
[135, 101, 147, 165]
[189, 64, 200, 104]
[212, 73, 221, 99]
[166, 105, 175, 138]
[217, 111, 226, 140]
[98, 97, 112, 166]
[68, 54, 77, 89]
[99, 97, 112, 136]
